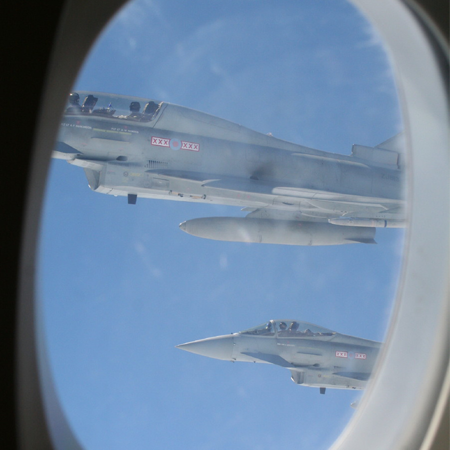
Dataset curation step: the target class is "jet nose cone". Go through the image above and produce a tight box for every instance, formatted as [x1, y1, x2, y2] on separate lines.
[179, 221, 187, 232]
[176, 335, 233, 361]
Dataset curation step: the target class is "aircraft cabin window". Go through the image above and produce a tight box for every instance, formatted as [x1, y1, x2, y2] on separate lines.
[37, 1, 432, 449]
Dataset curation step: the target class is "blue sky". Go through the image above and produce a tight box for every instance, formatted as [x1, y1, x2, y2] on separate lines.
[39, 1, 404, 449]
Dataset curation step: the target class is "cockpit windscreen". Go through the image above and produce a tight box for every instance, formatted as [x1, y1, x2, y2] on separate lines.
[240, 320, 336, 337]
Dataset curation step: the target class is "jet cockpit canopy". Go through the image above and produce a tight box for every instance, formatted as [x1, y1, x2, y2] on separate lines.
[64, 91, 164, 122]
[239, 320, 336, 338]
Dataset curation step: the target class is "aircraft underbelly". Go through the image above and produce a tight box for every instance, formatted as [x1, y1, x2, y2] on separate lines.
[94, 162, 394, 216]
[96, 164, 274, 208]
[300, 371, 367, 389]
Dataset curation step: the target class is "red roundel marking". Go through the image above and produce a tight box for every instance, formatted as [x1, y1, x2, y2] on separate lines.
[170, 139, 181, 150]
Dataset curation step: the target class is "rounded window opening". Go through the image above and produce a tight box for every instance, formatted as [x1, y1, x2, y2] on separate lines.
[39, 1, 407, 449]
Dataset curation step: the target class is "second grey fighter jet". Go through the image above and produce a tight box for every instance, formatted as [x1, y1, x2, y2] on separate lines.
[54, 91, 406, 246]
[177, 319, 381, 393]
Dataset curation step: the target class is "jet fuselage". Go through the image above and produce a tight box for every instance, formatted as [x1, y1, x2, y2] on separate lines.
[177, 319, 382, 391]
[55, 92, 406, 245]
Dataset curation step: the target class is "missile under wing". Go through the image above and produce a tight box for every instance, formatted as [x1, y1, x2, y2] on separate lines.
[54, 91, 406, 246]
[177, 319, 382, 393]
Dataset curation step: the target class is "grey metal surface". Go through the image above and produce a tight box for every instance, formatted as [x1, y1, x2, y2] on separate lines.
[177, 319, 381, 392]
[55, 91, 406, 246]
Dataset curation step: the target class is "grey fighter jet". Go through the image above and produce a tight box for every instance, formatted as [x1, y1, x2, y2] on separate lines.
[54, 91, 406, 246]
[177, 319, 381, 393]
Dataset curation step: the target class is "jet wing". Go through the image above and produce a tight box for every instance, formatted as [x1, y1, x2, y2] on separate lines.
[147, 170, 402, 210]
[272, 186, 402, 207]
[143, 169, 404, 224]
[246, 202, 403, 224]
[207, 178, 401, 208]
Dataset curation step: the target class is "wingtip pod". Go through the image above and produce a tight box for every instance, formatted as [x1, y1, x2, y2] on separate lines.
[179, 217, 376, 246]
